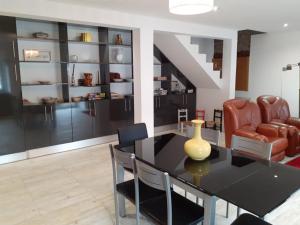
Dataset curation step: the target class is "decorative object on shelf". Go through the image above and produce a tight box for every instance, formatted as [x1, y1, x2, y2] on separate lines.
[111, 92, 124, 99]
[154, 76, 168, 81]
[37, 81, 51, 85]
[80, 32, 92, 42]
[41, 97, 58, 105]
[184, 158, 210, 186]
[32, 32, 49, 39]
[115, 49, 124, 63]
[169, 0, 214, 15]
[87, 92, 105, 101]
[110, 72, 121, 82]
[113, 78, 124, 82]
[184, 120, 211, 161]
[115, 34, 123, 45]
[71, 64, 76, 86]
[23, 49, 51, 62]
[71, 96, 82, 102]
[154, 88, 168, 96]
[69, 55, 78, 62]
[83, 73, 93, 86]
[187, 89, 194, 93]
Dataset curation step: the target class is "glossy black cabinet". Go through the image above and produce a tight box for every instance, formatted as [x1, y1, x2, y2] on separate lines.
[0, 16, 25, 156]
[110, 97, 134, 133]
[23, 103, 72, 149]
[23, 105, 50, 149]
[50, 103, 72, 145]
[71, 101, 94, 142]
[93, 100, 113, 137]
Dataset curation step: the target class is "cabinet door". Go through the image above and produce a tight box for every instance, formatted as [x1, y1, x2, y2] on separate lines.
[110, 99, 132, 134]
[23, 105, 51, 150]
[154, 95, 169, 126]
[0, 16, 25, 155]
[50, 103, 72, 145]
[71, 101, 93, 141]
[186, 93, 196, 120]
[93, 100, 113, 137]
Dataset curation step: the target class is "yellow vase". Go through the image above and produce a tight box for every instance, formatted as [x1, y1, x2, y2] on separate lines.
[184, 120, 211, 161]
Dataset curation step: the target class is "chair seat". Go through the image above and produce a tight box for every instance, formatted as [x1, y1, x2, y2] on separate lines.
[140, 191, 204, 225]
[231, 214, 272, 225]
[116, 179, 164, 204]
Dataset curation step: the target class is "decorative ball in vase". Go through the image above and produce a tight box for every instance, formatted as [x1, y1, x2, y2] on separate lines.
[184, 120, 211, 161]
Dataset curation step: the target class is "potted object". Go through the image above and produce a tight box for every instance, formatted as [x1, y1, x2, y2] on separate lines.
[115, 34, 123, 45]
[83, 73, 93, 86]
[184, 120, 211, 161]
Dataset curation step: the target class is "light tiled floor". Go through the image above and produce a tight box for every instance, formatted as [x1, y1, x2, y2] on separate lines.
[0, 132, 299, 225]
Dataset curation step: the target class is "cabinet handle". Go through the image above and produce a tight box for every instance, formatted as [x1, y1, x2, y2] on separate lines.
[159, 97, 161, 108]
[182, 95, 185, 105]
[14, 64, 18, 82]
[50, 105, 54, 120]
[124, 99, 127, 112]
[44, 106, 47, 121]
[12, 41, 16, 59]
[88, 101, 91, 116]
[94, 101, 96, 116]
[128, 99, 131, 111]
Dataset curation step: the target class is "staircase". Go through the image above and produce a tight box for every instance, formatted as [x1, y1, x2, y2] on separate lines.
[154, 33, 222, 89]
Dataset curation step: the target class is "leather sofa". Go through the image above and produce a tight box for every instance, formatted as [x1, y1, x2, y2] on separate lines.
[224, 99, 288, 161]
[257, 95, 300, 156]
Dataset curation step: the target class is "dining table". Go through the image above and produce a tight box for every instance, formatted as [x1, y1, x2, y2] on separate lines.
[114, 133, 300, 225]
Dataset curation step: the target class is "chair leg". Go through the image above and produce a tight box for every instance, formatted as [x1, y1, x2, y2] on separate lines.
[226, 202, 229, 218]
[237, 207, 241, 218]
[113, 192, 120, 225]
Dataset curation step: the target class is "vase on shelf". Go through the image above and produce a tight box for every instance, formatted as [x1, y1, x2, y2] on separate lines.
[184, 120, 211, 161]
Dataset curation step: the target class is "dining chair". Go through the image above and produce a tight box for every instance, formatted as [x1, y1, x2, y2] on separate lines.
[228, 135, 273, 218]
[231, 135, 273, 161]
[231, 213, 272, 225]
[109, 145, 164, 225]
[117, 123, 148, 147]
[132, 155, 205, 225]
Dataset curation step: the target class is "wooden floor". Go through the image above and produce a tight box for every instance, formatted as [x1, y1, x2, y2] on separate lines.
[0, 134, 299, 225]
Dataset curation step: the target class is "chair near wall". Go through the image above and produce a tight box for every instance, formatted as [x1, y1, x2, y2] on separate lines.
[257, 95, 300, 156]
[109, 145, 164, 225]
[223, 99, 288, 162]
[117, 123, 148, 147]
[132, 156, 204, 225]
[231, 214, 272, 225]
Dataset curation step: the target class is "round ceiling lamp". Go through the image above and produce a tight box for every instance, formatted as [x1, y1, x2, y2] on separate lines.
[169, 0, 214, 15]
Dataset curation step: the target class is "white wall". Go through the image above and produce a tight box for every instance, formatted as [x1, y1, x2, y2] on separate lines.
[191, 37, 214, 62]
[236, 31, 300, 117]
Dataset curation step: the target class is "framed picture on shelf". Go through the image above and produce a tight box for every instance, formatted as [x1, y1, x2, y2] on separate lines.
[23, 49, 51, 62]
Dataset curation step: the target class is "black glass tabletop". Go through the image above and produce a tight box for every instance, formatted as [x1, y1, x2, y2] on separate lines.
[115, 133, 300, 216]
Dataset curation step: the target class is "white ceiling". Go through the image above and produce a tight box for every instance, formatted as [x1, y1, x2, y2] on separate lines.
[52, 0, 300, 32]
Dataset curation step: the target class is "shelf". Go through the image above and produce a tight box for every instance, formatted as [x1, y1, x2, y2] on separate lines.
[110, 81, 133, 84]
[22, 83, 68, 86]
[19, 61, 67, 64]
[154, 80, 171, 82]
[109, 44, 132, 48]
[69, 84, 109, 88]
[17, 36, 60, 42]
[68, 40, 107, 45]
[69, 61, 101, 65]
[109, 62, 132, 65]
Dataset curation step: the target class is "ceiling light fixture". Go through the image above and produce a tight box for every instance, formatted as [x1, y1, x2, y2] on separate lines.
[283, 23, 289, 28]
[169, 0, 214, 15]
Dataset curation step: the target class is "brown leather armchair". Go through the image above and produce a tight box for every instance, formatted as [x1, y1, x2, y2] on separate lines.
[257, 95, 300, 156]
[224, 99, 288, 161]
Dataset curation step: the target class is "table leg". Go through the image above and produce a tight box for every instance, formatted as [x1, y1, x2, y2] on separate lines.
[203, 194, 217, 225]
[116, 165, 126, 217]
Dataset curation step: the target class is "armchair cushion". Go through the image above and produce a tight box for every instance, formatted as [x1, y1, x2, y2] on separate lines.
[256, 123, 287, 138]
[234, 129, 268, 142]
[286, 117, 300, 129]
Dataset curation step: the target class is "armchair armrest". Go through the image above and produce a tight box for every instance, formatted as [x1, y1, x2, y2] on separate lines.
[257, 123, 287, 138]
[234, 129, 268, 142]
[286, 117, 300, 129]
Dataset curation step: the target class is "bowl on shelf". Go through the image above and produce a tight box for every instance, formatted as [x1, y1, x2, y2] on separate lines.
[38, 81, 51, 85]
[72, 96, 82, 102]
[41, 97, 58, 104]
[113, 78, 124, 82]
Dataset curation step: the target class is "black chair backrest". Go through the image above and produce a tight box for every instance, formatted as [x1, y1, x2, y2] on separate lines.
[117, 123, 148, 147]
[231, 213, 272, 225]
